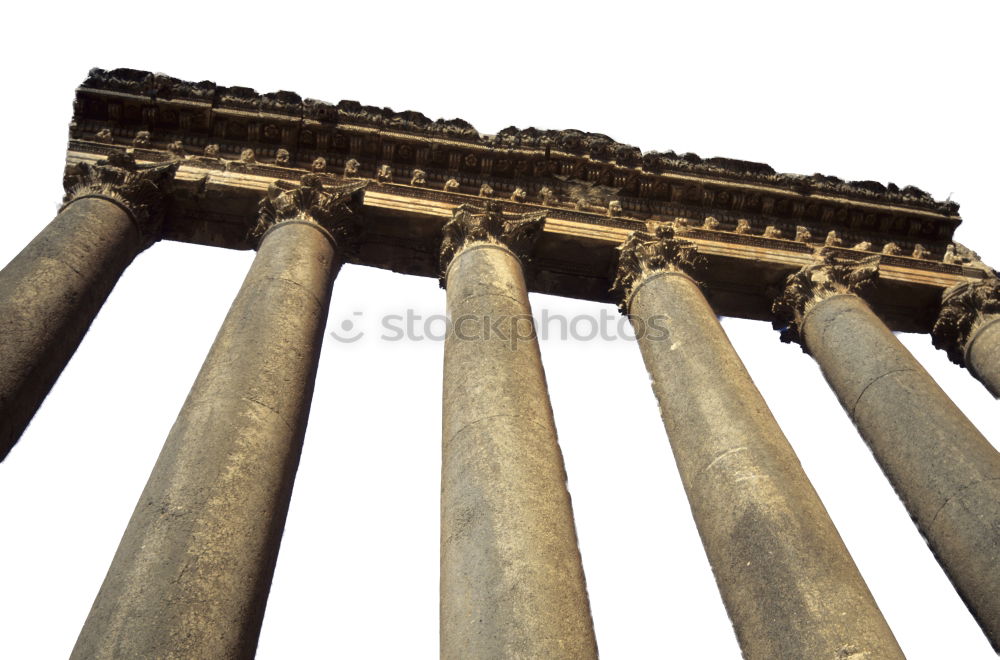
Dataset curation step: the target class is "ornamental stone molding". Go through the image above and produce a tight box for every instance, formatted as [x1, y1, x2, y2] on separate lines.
[75, 68, 959, 215]
[251, 175, 367, 252]
[438, 201, 545, 281]
[62, 151, 178, 244]
[932, 278, 1000, 365]
[63, 67, 999, 332]
[772, 253, 881, 344]
[611, 224, 704, 312]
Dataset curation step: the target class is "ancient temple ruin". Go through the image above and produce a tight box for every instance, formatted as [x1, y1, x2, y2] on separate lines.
[1, 68, 998, 658]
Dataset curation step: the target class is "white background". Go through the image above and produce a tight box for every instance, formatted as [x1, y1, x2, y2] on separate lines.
[1, 2, 998, 657]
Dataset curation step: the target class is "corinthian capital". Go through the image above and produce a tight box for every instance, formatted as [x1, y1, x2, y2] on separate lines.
[932, 278, 1000, 365]
[611, 224, 702, 312]
[772, 253, 880, 344]
[438, 201, 545, 277]
[252, 175, 367, 251]
[62, 151, 179, 242]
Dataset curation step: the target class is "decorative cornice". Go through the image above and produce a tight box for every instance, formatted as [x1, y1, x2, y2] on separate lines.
[62, 151, 178, 244]
[252, 175, 367, 252]
[64, 67, 997, 333]
[438, 201, 545, 282]
[772, 253, 881, 344]
[932, 278, 1000, 365]
[75, 68, 959, 218]
[611, 224, 704, 312]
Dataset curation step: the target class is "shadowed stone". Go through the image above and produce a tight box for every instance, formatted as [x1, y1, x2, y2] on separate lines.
[933, 278, 1000, 398]
[0, 153, 176, 459]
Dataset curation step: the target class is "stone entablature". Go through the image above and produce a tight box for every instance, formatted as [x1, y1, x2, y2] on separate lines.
[75, 69, 960, 238]
[66, 68, 998, 333]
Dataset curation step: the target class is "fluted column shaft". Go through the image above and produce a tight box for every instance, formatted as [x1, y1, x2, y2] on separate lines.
[440, 204, 596, 659]
[782, 262, 1000, 650]
[617, 228, 902, 659]
[0, 155, 175, 459]
[72, 177, 363, 659]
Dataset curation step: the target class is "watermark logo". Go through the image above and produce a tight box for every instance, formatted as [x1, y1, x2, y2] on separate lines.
[328, 308, 669, 347]
[328, 311, 365, 343]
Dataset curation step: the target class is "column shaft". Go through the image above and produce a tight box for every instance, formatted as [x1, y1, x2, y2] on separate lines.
[803, 293, 1000, 650]
[630, 272, 902, 659]
[72, 221, 338, 659]
[441, 243, 597, 659]
[0, 198, 143, 459]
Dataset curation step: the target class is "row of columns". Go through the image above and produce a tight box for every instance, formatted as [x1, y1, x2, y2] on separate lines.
[615, 229, 902, 657]
[0, 160, 998, 658]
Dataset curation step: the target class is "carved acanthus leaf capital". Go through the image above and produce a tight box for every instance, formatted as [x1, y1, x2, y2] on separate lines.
[252, 175, 367, 251]
[772, 253, 880, 344]
[62, 151, 179, 242]
[438, 201, 545, 281]
[932, 278, 1000, 365]
[611, 224, 703, 312]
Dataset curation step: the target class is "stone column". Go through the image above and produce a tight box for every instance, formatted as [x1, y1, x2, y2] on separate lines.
[0, 153, 176, 459]
[932, 277, 1000, 398]
[614, 227, 902, 659]
[439, 202, 597, 660]
[774, 254, 1000, 651]
[72, 177, 366, 660]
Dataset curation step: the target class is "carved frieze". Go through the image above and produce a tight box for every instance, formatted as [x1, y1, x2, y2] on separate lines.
[68, 67, 994, 312]
[62, 151, 178, 243]
[942, 242, 993, 271]
[251, 175, 367, 252]
[76, 68, 961, 218]
[611, 224, 704, 312]
[932, 279, 1000, 365]
[772, 253, 881, 344]
[438, 201, 546, 282]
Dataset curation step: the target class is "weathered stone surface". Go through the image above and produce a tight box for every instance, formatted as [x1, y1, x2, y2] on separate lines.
[62, 152, 178, 246]
[71, 184, 352, 658]
[966, 316, 1000, 398]
[619, 232, 902, 659]
[0, 155, 176, 460]
[440, 204, 597, 659]
[611, 223, 703, 312]
[771, 252, 880, 345]
[796, 291, 1000, 651]
[78, 68, 959, 215]
[439, 201, 545, 281]
[933, 278, 1000, 397]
